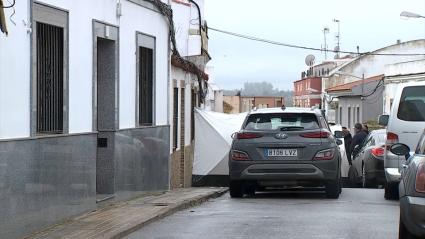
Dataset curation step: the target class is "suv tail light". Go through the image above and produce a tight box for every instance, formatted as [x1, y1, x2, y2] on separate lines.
[300, 131, 330, 138]
[235, 132, 263, 139]
[386, 132, 399, 145]
[415, 163, 425, 193]
[231, 150, 249, 161]
[313, 148, 335, 160]
[371, 146, 385, 157]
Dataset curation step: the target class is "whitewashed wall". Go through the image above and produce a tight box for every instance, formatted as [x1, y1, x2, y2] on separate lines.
[327, 40, 425, 89]
[0, 0, 170, 139]
[172, 0, 203, 57]
[0, 1, 31, 139]
[384, 59, 425, 114]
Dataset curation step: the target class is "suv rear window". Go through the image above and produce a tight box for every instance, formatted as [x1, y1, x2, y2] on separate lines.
[397, 86, 425, 122]
[244, 113, 320, 131]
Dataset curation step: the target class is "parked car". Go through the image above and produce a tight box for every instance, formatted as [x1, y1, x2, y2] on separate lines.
[379, 82, 425, 200]
[228, 107, 342, 198]
[349, 129, 386, 188]
[389, 138, 425, 239]
[330, 124, 350, 180]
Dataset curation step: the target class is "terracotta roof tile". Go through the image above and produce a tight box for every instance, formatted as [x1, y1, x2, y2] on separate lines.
[326, 74, 384, 93]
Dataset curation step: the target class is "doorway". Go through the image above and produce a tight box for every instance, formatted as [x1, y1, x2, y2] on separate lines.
[93, 22, 119, 200]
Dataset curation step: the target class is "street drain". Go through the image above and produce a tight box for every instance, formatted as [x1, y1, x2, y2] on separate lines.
[153, 203, 169, 207]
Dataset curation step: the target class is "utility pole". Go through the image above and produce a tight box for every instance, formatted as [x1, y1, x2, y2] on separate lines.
[333, 19, 340, 59]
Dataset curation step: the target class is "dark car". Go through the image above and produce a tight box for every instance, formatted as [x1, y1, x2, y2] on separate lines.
[228, 107, 342, 198]
[390, 134, 425, 239]
[350, 129, 386, 188]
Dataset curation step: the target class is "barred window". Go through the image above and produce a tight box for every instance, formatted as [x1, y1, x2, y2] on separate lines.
[36, 23, 64, 134]
[137, 33, 155, 126]
[33, 3, 68, 135]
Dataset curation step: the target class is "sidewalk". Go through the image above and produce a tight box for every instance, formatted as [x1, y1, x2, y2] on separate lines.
[25, 187, 228, 239]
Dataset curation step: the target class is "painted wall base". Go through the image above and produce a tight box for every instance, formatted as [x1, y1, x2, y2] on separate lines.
[0, 133, 97, 239]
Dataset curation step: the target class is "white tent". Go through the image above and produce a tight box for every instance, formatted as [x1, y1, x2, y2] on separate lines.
[193, 109, 247, 186]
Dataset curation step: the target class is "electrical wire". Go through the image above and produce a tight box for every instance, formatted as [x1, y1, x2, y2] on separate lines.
[1, 0, 15, 8]
[208, 27, 425, 57]
[361, 79, 384, 98]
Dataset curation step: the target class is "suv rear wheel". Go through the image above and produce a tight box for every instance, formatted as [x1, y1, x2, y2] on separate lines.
[325, 180, 340, 199]
[229, 180, 243, 198]
[399, 214, 421, 239]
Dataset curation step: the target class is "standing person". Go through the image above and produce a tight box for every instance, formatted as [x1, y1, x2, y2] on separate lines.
[350, 123, 368, 160]
[342, 127, 352, 164]
[363, 124, 369, 135]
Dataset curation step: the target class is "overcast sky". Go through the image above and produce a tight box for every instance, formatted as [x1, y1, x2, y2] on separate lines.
[204, 0, 425, 91]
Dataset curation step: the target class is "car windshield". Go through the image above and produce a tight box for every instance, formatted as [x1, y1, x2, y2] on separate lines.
[397, 86, 425, 122]
[244, 113, 319, 131]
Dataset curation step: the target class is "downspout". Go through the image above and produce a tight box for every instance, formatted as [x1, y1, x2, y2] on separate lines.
[188, 0, 207, 103]
[188, 0, 202, 51]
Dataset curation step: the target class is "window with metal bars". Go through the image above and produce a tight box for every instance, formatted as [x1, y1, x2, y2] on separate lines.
[36, 22, 64, 134]
[139, 46, 154, 126]
[173, 87, 178, 150]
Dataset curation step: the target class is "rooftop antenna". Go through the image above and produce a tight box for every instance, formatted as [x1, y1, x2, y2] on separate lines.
[322, 27, 330, 59]
[333, 19, 341, 59]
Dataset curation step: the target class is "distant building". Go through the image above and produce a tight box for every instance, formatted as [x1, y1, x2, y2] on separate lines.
[205, 82, 224, 112]
[384, 59, 425, 114]
[294, 58, 352, 109]
[241, 96, 284, 112]
[223, 93, 284, 113]
[326, 75, 384, 131]
[223, 91, 241, 114]
[293, 77, 322, 108]
[323, 39, 425, 124]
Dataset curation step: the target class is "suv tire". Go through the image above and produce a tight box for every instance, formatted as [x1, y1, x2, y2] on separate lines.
[399, 214, 420, 239]
[384, 182, 399, 200]
[229, 180, 243, 198]
[325, 180, 340, 199]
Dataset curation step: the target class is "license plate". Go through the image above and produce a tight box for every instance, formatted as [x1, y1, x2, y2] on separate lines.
[266, 149, 298, 157]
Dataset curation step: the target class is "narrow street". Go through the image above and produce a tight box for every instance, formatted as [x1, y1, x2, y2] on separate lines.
[126, 188, 399, 239]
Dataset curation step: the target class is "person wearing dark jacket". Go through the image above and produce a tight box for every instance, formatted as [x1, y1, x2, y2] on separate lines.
[362, 124, 370, 135]
[342, 127, 352, 162]
[349, 123, 368, 163]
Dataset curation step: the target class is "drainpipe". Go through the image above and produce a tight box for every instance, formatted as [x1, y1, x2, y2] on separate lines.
[188, 0, 203, 52]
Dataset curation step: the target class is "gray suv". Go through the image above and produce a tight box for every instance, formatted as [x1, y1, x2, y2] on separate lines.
[229, 107, 342, 198]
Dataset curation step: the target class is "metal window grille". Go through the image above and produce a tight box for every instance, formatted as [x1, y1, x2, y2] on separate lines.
[173, 88, 178, 150]
[139, 47, 153, 126]
[36, 22, 64, 134]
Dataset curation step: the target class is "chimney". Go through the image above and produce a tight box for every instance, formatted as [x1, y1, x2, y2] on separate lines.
[396, 39, 401, 44]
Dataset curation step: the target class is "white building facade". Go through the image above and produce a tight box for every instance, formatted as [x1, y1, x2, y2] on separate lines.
[0, 1, 173, 238]
[384, 59, 425, 114]
[323, 40, 425, 124]
[169, 0, 210, 188]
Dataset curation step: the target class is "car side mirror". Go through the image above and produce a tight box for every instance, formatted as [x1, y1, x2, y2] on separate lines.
[390, 143, 410, 157]
[334, 130, 344, 139]
[336, 139, 343, 145]
[378, 115, 389, 126]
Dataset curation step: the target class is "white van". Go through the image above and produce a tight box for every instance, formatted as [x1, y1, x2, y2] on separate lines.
[379, 81, 425, 199]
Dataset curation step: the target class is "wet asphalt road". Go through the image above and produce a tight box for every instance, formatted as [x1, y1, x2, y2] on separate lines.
[125, 188, 399, 239]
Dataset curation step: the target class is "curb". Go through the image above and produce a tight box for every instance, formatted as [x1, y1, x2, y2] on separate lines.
[111, 188, 228, 239]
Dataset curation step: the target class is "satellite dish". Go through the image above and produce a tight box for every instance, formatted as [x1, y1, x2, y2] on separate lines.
[305, 54, 315, 66]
